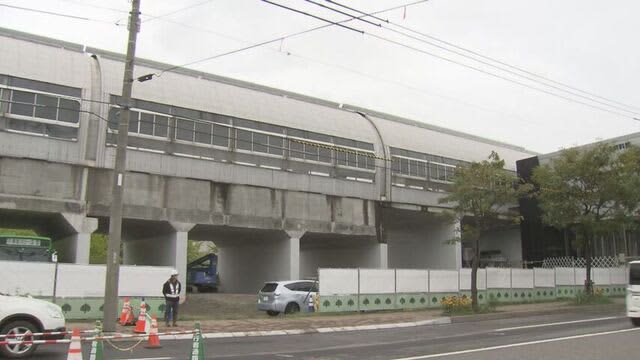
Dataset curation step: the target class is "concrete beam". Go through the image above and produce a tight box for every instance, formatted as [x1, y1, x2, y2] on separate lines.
[286, 230, 305, 281]
[56, 213, 98, 264]
[122, 221, 194, 301]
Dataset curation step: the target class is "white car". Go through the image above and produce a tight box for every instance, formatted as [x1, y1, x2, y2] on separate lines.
[0, 294, 66, 359]
[257, 280, 318, 316]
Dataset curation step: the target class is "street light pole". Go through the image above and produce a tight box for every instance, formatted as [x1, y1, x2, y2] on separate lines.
[103, 0, 142, 333]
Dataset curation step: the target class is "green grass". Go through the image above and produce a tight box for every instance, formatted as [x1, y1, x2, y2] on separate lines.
[572, 292, 613, 305]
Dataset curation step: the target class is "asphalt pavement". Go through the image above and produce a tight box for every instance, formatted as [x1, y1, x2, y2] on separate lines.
[20, 301, 638, 360]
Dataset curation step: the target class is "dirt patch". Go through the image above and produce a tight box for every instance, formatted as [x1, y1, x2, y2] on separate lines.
[180, 293, 263, 320]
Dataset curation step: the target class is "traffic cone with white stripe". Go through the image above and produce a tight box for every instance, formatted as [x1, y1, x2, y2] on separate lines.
[144, 314, 162, 349]
[66, 328, 82, 360]
[119, 297, 134, 326]
[133, 298, 148, 334]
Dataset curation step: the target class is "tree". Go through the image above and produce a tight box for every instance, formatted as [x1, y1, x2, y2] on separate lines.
[187, 240, 218, 263]
[439, 152, 529, 311]
[613, 145, 640, 254]
[532, 143, 640, 295]
[90, 233, 108, 264]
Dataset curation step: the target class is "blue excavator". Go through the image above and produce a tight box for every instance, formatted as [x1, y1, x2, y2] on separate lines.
[186, 253, 219, 292]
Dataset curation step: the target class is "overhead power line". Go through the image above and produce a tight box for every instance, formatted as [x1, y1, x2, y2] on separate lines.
[309, 0, 640, 118]
[0, 3, 119, 24]
[139, 0, 429, 79]
[142, 0, 213, 24]
[260, 0, 363, 34]
[263, 0, 639, 121]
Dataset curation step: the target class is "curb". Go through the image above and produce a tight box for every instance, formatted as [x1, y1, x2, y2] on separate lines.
[449, 303, 625, 324]
[157, 317, 452, 340]
[72, 302, 626, 340]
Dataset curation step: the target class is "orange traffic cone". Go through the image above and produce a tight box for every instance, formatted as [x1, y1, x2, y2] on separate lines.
[66, 328, 83, 360]
[119, 297, 134, 326]
[144, 314, 162, 349]
[133, 299, 148, 334]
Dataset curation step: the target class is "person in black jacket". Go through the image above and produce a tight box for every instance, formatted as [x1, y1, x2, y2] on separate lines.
[162, 269, 181, 327]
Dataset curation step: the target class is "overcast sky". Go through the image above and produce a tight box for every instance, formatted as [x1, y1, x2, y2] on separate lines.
[2, 0, 639, 153]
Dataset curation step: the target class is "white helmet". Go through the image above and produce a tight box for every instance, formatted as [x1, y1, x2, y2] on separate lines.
[170, 269, 179, 276]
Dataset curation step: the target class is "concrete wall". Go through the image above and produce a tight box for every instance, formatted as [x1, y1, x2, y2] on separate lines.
[479, 227, 523, 263]
[216, 233, 294, 293]
[300, 237, 386, 279]
[384, 208, 461, 270]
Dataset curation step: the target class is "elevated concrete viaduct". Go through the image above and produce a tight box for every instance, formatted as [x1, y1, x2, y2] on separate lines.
[0, 28, 536, 292]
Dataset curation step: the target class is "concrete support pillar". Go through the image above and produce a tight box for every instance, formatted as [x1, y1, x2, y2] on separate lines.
[454, 221, 463, 270]
[170, 222, 194, 295]
[286, 230, 304, 280]
[57, 213, 98, 264]
[378, 243, 388, 269]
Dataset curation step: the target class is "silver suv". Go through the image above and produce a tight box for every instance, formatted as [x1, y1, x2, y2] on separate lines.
[257, 280, 318, 316]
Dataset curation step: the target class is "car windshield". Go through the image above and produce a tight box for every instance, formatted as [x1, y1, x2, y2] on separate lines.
[260, 283, 278, 293]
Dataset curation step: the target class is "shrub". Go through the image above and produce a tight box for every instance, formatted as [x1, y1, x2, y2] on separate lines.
[573, 288, 612, 305]
[441, 295, 472, 315]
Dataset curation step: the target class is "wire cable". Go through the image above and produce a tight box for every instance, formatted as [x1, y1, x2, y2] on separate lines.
[324, 0, 640, 114]
[301, 0, 381, 28]
[0, 3, 119, 25]
[260, 0, 363, 34]
[264, 1, 640, 121]
[307, 0, 640, 118]
[145, 0, 429, 78]
[142, 0, 213, 24]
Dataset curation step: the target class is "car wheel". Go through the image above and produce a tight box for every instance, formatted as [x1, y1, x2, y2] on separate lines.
[631, 318, 640, 327]
[284, 302, 300, 315]
[0, 320, 39, 359]
[266, 310, 279, 317]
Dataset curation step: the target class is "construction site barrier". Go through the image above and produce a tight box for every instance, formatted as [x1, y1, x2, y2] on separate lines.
[0, 329, 97, 339]
[0, 329, 197, 346]
[1, 319, 206, 359]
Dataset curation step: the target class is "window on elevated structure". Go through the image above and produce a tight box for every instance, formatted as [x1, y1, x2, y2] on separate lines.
[105, 94, 376, 180]
[1, 75, 81, 141]
[390, 146, 464, 184]
[335, 147, 375, 170]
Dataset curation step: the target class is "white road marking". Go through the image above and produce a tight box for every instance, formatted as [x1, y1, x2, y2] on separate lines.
[122, 358, 173, 360]
[390, 327, 640, 360]
[493, 316, 622, 332]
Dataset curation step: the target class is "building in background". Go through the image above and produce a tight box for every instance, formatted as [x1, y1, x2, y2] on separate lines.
[0, 28, 535, 292]
[517, 132, 640, 265]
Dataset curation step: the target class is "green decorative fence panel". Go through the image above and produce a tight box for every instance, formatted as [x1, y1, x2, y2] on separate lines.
[534, 287, 556, 301]
[458, 290, 487, 305]
[427, 292, 459, 308]
[511, 288, 535, 302]
[555, 286, 578, 298]
[37, 297, 165, 320]
[318, 295, 358, 312]
[359, 294, 396, 311]
[396, 293, 429, 309]
[487, 289, 512, 303]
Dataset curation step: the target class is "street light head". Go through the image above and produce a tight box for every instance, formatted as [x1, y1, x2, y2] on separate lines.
[137, 73, 155, 82]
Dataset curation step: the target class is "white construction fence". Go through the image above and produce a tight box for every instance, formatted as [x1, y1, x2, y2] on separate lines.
[318, 267, 628, 312]
[0, 260, 173, 319]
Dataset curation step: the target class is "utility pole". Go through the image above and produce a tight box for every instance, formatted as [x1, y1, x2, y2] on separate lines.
[103, 0, 141, 333]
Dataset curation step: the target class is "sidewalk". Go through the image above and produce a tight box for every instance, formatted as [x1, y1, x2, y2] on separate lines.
[67, 298, 625, 336]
